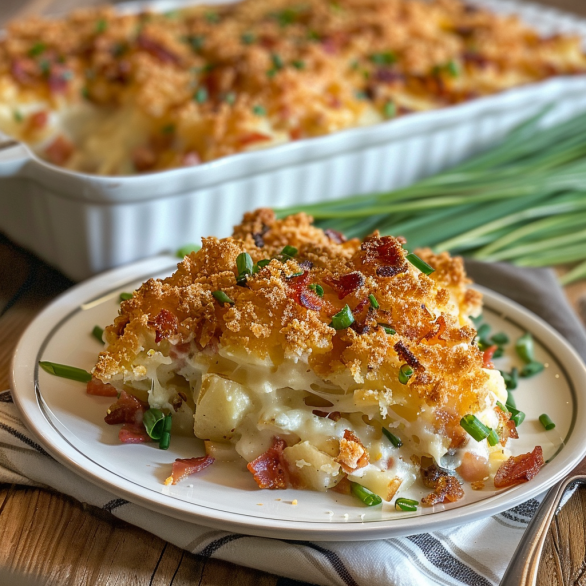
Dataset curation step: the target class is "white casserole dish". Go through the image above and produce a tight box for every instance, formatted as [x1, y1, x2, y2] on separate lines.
[1, 0, 586, 281]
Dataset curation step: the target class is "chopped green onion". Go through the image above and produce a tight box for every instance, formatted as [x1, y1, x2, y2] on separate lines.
[189, 35, 205, 51]
[254, 259, 271, 273]
[460, 414, 490, 442]
[515, 333, 535, 364]
[499, 367, 518, 390]
[379, 324, 396, 335]
[539, 414, 556, 431]
[120, 292, 133, 301]
[39, 361, 92, 383]
[508, 407, 525, 427]
[161, 124, 175, 134]
[405, 253, 435, 275]
[205, 11, 219, 23]
[159, 429, 171, 450]
[354, 90, 368, 100]
[271, 53, 284, 70]
[287, 271, 305, 278]
[490, 332, 509, 346]
[520, 361, 544, 378]
[194, 87, 208, 103]
[487, 428, 499, 447]
[176, 244, 201, 258]
[492, 347, 504, 359]
[307, 30, 321, 41]
[252, 105, 266, 116]
[370, 51, 396, 66]
[92, 326, 104, 343]
[350, 482, 382, 506]
[309, 284, 324, 297]
[281, 245, 298, 257]
[368, 294, 379, 309]
[476, 324, 490, 340]
[13, 110, 24, 123]
[236, 252, 254, 283]
[506, 391, 516, 410]
[470, 314, 483, 327]
[29, 42, 46, 57]
[241, 32, 255, 44]
[383, 101, 396, 119]
[398, 364, 413, 385]
[395, 498, 418, 512]
[212, 290, 234, 305]
[143, 408, 166, 440]
[96, 18, 107, 33]
[330, 305, 354, 330]
[292, 60, 305, 70]
[382, 427, 402, 448]
[224, 92, 236, 105]
[496, 400, 508, 413]
[446, 60, 459, 77]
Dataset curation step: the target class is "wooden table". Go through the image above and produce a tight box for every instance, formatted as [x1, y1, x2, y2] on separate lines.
[3, 0, 586, 583]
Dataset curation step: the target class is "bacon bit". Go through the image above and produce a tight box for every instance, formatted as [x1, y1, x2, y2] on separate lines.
[45, 135, 74, 165]
[182, 152, 200, 167]
[324, 272, 365, 299]
[29, 111, 49, 130]
[361, 235, 408, 277]
[376, 265, 408, 277]
[48, 66, 71, 94]
[289, 271, 324, 311]
[239, 132, 272, 147]
[422, 316, 446, 342]
[494, 446, 544, 489]
[420, 457, 449, 488]
[312, 410, 341, 421]
[375, 69, 405, 84]
[137, 35, 180, 64]
[352, 298, 369, 315]
[252, 232, 265, 248]
[299, 290, 323, 311]
[170, 455, 215, 485]
[435, 409, 468, 450]
[324, 229, 347, 244]
[394, 340, 421, 370]
[483, 345, 498, 369]
[247, 437, 290, 489]
[336, 429, 369, 473]
[350, 321, 371, 335]
[11, 58, 36, 85]
[132, 146, 157, 171]
[86, 378, 118, 397]
[298, 260, 314, 270]
[289, 128, 303, 141]
[105, 390, 148, 425]
[495, 405, 518, 446]
[152, 309, 178, 343]
[331, 476, 352, 495]
[463, 52, 490, 69]
[421, 475, 464, 506]
[119, 423, 151, 444]
[456, 452, 489, 482]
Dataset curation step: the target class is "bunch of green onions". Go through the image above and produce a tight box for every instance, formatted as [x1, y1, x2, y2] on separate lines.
[276, 109, 586, 285]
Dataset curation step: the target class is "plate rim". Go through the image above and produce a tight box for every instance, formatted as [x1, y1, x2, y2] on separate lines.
[10, 254, 586, 541]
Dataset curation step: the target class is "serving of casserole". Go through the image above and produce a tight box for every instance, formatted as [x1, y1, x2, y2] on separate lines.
[0, 0, 585, 175]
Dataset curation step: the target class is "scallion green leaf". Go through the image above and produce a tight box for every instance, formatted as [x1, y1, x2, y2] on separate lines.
[236, 252, 254, 283]
[460, 414, 490, 442]
[395, 497, 418, 512]
[212, 290, 234, 305]
[490, 332, 509, 346]
[29, 42, 46, 57]
[405, 253, 435, 275]
[379, 324, 396, 335]
[539, 413, 555, 431]
[383, 101, 396, 119]
[92, 326, 104, 343]
[515, 332, 535, 364]
[309, 284, 324, 297]
[520, 361, 544, 378]
[177, 244, 201, 258]
[369, 294, 379, 309]
[398, 364, 413, 384]
[120, 292, 133, 301]
[508, 407, 525, 427]
[194, 87, 208, 103]
[39, 361, 92, 383]
[252, 105, 266, 116]
[330, 305, 354, 330]
[281, 245, 298, 257]
[350, 482, 382, 506]
[487, 428, 499, 447]
[382, 427, 402, 447]
[143, 408, 166, 440]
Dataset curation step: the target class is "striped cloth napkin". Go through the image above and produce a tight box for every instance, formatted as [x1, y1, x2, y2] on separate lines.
[1, 260, 585, 586]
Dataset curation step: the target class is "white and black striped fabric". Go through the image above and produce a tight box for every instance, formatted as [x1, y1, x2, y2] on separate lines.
[2, 261, 585, 586]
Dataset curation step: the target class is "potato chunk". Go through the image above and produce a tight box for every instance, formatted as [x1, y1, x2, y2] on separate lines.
[283, 441, 342, 491]
[348, 468, 402, 501]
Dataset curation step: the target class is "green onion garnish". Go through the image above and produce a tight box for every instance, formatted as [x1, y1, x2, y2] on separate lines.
[29, 42, 46, 57]
[476, 323, 490, 341]
[236, 252, 254, 283]
[292, 60, 305, 70]
[539, 414, 556, 431]
[194, 87, 208, 104]
[92, 326, 104, 343]
[120, 292, 133, 301]
[96, 18, 107, 33]
[520, 361, 544, 378]
[330, 305, 354, 330]
[252, 105, 266, 116]
[515, 332, 535, 364]
[254, 259, 271, 273]
[143, 408, 166, 440]
[205, 11, 219, 23]
[508, 407, 525, 427]
[470, 314, 483, 327]
[241, 32, 255, 44]
[490, 332, 509, 346]
[395, 498, 418, 512]
[281, 245, 298, 257]
[487, 428, 499, 447]
[212, 290, 234, 305]
[350, 482, 382, 506]
[506, 390, 516, 410]
[176, 244, 201, 258]
[496, 400, 508, 413]
[39, 361, 92, 383]
[370, 51, 396, 66]
[13, 110, 23, 123]
[405, 253, 435, 275]
[379, 324, 396, 335]
[224, 92, 236, 105]
[460, 414, 491, 442]
[499, 367, 518, 390]
[382, 427, 402, 448]
[309, 284, 324, 297]
[162, 124, 175, 134]
[446, 60, 459, 77]
[398, 364, 413, 385]
[189, 35, 205, 51]
[271, 53, 284, 70]
[383, 101, 396, 119]
[368, 294, 379, 309]
[158, 415, 172, 449]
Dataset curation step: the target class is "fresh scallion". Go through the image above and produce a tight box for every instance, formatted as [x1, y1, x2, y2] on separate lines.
[292, 59, 305, 70]
[194, 87, 208, 103]
[496, 400, 508, 413]
[254, 259, 271, 273]
[39, 361, 92, 383]
[29, 42, 46, 57]
[350, 482, 382, 506]
[490, 332, 509, 346]
[506, 391, 516, 410]
[487, 428, 499, 447]
[212, 290, 234, 305]
[398, 364, 413, 385]
[330, 305, 354, 330]
[159, 431, 171, 450]
[395, 498, 418, 512]
[539, 414, 556, 431]
[499, 367, 518, 390]
[370, 51, 396, 66]
[236, 252, 254, 283]
[381, 325, 396, 335]
[176, 244, 201, 258]
[382, 427, 402, 448]
[383, 101, 396, 119]
[143, 408, 166, 440]
[460, 414, 491, 442]
[309, 284, 324, 297]
[281, 245, 298, 257]
[508, 407, 525, 427]
[252, 105, 266, 116]
[520, 361, 544, 378]
[405, 253, 435, 275]
[120, 292, 133, 301]
[92, 326, 104, 343]
[369, 294, 379, 309]
[241, 32, 255, 44]
[515, 333, 535, 364]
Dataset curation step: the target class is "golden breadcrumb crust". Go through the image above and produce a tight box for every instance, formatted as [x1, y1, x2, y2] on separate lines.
[94, 209, 488, 414]
[1, 0, 585, 173]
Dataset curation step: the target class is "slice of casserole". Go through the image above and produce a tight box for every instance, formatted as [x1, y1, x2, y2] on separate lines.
[92, 209, 536, 501]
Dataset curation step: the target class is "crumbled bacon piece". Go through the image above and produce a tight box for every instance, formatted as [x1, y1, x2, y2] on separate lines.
[299, 290, 323, 311]
[312, 410, 341, 421]
[132, 146, 157, 171]
[29, 111, 49, 130]
[239, 132, 272, 147]
[324, 271, 365, 299]
[420, 456, 449, 488]
[494, 446, 544, 489]
[336, 429, 369, 473]
[483, 345, 498, 369]
[119, 423, 151, 444]
[394, 340, 421, 370]
[169, 455, 215, 485]
[105, 390, 148, 425]
[11, 58, 36, 85]
[375, 69, 405, 84]
[495, 405, 518, 446]
[324, 229, 347, 244]
[352, 298, 369, 315]
[288, 271, 324, 311]
[422, 316, 446, 342]
[137, 35, 180, 63]
[152, 309, 178, 343]
[48, 65, 71, 94]
[361, 236, 408, 277]
[45, 135, 74, 165]
[421, 475, 464, 506]
[247, 437, 290, 489]
[376, 265, 408, 277]
[86, 377, 118, 397]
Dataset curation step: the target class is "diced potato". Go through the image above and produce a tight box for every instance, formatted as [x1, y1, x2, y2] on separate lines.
[283, 441, 342, 491]
[193, 374, 254, 441]
[204, 440, 240, 462]
[348, 468, 402, 501]
[489, 449, 509, 476]
[353, 389, 380, 407]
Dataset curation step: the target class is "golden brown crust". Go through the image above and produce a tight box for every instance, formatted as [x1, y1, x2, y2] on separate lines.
[94, 208, 489, 416]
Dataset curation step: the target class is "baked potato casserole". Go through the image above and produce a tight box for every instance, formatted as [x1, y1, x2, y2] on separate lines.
[0, 0, 585, 175]
[88, 209, 543, 504]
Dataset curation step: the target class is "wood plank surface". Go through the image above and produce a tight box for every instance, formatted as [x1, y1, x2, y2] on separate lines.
[1, 1, 586, 584]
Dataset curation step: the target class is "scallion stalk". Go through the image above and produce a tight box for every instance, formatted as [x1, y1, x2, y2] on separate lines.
[382, 428, 402, 448]
[460, 414, 490, 442]
[395, 498, 418, 512]
[39, 361, 92, 383]
[539, 414, 555, 431]
[330, 305, 354, 330]
[92, 326, 104, 343]
[350, 482, 382, 506]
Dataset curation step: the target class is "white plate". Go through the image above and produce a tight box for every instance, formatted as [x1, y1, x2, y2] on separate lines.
[10, 255, 586, 541]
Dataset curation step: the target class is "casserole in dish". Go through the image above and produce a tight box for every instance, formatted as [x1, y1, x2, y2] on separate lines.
[1, 0, 586, 280]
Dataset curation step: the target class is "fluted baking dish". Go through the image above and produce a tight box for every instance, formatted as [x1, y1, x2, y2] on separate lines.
[1, 0, 586, 281]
